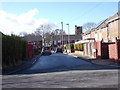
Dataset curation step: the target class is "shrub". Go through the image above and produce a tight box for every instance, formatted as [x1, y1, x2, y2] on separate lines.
[2, 34, 27, 67]
[74, 43, 84, 51]
[33, 47, 42, 55]
[63, 43, 74, 50]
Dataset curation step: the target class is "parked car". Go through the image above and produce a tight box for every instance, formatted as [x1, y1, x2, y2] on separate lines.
[56, 47, 63, 53]
[41, 46, 52, 55]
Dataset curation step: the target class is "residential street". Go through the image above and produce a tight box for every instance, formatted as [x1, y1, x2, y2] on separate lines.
[10, 53, 117, 74]
[2, 53, 119, 88]
[1, 2, 120, 89]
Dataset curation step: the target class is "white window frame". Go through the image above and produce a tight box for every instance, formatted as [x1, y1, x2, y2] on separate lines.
[54, 40, 56, 45]
[114, 21, 116, 28]
[110, 23, 112, 28]
[58, 40, 61, 43]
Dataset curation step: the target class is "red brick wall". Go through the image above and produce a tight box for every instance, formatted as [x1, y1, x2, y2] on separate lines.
[94, 41, 102, 58]
[108, 40, 120, 62]
[117, 40, 120, 61]
[94, 40, 120, 62]
[94, 42, 97, 57]
[108, 42, 118, 60]
[117, 40, 120, 59]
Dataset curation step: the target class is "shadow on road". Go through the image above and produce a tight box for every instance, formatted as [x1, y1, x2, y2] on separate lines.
[10, 64, 119, 75]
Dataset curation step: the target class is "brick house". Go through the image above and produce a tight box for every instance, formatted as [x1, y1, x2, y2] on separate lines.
[82, 28, 96, 41]
[82, 11, 120, 62]
[106, 11, 120, 42]
[22, 34, 42, 49]
[95, 11, 120, 42]
[83, 11, 120, 42]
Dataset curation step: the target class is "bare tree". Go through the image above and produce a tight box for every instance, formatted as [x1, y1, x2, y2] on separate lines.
[34, 28, 42, 36]
[44, 32, 51, 46]
[52, 29, 66, 35]
[58, 29, 66, 35]
[35, 23, 55, 46]
[83, 22, 96, 32]
[43, 29, 66, 46]
[35, 23, 54, 35]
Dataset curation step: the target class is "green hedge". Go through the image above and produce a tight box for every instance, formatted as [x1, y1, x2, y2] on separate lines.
[74, 43, 84, 51]
[33, 47, 42, 55]
[64, 43, 84, 51]
[2, 34, 27, 67]
[64, 43, 74, 50]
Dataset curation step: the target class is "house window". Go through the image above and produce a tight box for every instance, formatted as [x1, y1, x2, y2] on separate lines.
[110, 23, 112, 28]
[74, 40, 77, 42]
[58, 40, 61, 43]
[99, 32, 102, 41]
[100, 29, 102, 32]
[114, 21, 116, 27]
[54, 40, 56, 45]
[95, 33, 98, 41]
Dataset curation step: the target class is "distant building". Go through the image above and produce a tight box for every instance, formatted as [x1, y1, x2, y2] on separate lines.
[22, 34, 42, 48]
[51, 26, 83, 48]
[52, 35, 81, 46]
[75, 25, 82, 35]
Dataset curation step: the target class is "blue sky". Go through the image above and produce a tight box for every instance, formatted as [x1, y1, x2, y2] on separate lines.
[0, 2, 118, 35]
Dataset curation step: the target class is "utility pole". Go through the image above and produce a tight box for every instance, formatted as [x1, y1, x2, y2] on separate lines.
[41, 25, 45, 47]
[66, 24, 71, 53]
[61, 22, 63, 46]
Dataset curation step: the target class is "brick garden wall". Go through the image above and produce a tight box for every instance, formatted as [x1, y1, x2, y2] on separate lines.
[108, 40, 120, 62]
[94, 39, 120, 63]
[118, 40, 120, 59]
[94, 41, 109, 59]
[93, 42, 97, 57]
[94, 41, 102, 58]
[108, 42, 118, 60]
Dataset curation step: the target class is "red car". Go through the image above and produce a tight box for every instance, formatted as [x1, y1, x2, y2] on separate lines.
[56, 47, 63, 53]
[41, 46, 52, 55]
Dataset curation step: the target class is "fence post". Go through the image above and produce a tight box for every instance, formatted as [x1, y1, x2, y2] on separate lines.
[27, 43, 33, 59]
[115, 38, 119, 62]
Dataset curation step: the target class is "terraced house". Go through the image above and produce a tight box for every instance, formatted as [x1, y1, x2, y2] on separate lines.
[83, 11, 120, 42]
[82, 11, 120, 62]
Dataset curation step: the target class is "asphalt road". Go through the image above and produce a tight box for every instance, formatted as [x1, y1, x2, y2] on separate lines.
[12, 53, 117, 74]
[2, 53, 119, 88]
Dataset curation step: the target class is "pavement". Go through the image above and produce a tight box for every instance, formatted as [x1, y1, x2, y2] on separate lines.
[2, 54, 41, 75]
[66, 52, 120, 68]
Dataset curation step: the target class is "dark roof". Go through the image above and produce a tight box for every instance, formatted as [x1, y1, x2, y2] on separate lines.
[22, 35, 42, 42]
[95, 19, 107, 29]
[104, 10, 120, 24]
[53, 34, 82, 41]
[83, 11, 120, 36]
[96, 11, 120, 29]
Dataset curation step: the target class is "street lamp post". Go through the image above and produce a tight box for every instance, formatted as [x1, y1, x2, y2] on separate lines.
[66, 24, 71, 53]
[61, 22, 63, 46]
[41, 25, 45, 47]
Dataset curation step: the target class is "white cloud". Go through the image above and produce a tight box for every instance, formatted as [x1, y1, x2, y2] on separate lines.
[0, 8, 56, 35]
[17, 8, 38, 25]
